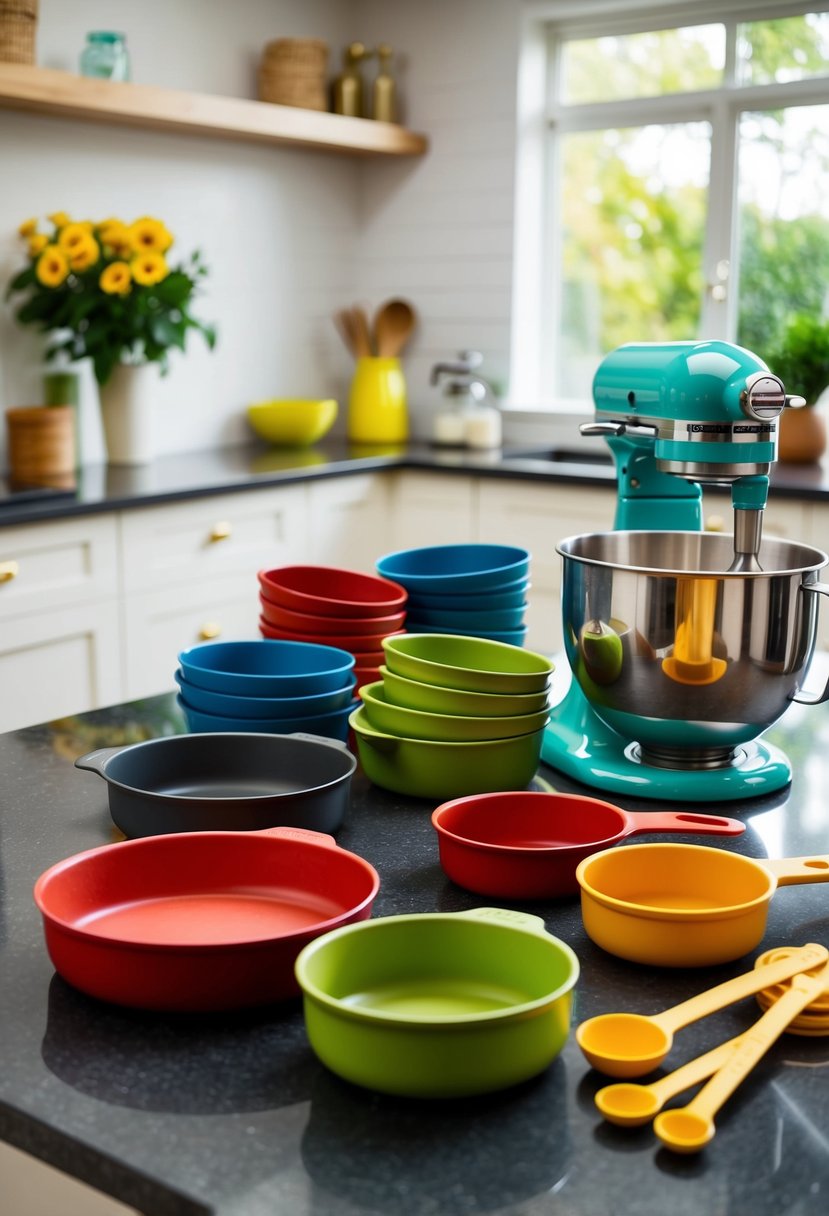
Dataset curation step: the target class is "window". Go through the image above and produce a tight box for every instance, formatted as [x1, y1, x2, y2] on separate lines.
[511, 2, 829, 409]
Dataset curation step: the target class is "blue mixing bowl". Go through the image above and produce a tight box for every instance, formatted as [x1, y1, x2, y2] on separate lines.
[404, 603, 528, 631]
[178, 639, 355, 697]
[176, 694, 357, 741]
[405, 579, 530, 611]
[174, 669, 356, 719]
[375, 545, 530, 593]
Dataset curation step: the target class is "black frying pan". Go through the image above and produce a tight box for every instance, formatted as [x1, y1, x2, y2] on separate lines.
[75, 731, 357, 838]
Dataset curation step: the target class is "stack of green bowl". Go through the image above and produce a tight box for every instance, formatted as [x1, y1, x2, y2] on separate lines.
[349, 633, 554, 799]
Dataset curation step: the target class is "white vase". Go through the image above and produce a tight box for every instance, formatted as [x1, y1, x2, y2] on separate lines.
[99, 362, 156, 465]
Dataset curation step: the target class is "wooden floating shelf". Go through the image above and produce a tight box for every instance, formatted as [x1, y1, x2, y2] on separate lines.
[0, 63, 428, 157]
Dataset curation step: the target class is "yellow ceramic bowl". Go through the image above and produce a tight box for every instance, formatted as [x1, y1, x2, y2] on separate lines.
[247, 398, 338, 447]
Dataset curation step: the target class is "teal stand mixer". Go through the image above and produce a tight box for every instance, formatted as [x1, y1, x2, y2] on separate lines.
[541, 339, 829, 802]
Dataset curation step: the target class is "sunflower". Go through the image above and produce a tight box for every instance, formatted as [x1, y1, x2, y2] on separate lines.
[129, 216, 174, 254]
[18, 217, 38, 238]
[28, 233, 49, 257]
[58, 223, 94, 254]
[67, 233, 101, 272]
[99, 261, 132, 295]
[47, 211, 71, 229]
[97, 218, 132, 256]
[36, 245, 70, 287]
[131, 251, 169, 286]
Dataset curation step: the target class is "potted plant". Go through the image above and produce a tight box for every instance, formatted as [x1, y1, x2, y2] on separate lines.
[764, 312, 829, 464]
[6, 213, 216, 465]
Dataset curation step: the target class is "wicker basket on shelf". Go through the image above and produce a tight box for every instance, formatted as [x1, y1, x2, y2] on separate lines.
[0, 0, 38, 64]
[258, 38, 329, 111]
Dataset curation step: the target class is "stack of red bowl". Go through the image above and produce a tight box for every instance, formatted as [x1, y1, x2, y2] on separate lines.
[258, 565, 408, 689]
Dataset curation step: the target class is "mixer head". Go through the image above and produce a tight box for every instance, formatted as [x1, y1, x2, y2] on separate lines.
[590, 340, 789, 484]
[587, 340, 808, 568]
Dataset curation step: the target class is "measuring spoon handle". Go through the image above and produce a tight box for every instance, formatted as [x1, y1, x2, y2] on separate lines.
[656, 942, 828, 1034]
[648, 1034, 744, 1106]
[663, 962, 829, 1126]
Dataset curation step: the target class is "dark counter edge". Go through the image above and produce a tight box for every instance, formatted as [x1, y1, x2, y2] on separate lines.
[2, 439, 828, 527]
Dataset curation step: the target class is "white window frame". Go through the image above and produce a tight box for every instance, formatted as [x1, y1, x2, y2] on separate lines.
[510, 0, 829, 413]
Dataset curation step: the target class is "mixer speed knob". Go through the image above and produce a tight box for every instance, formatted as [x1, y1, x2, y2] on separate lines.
[741, 372, 786, 421]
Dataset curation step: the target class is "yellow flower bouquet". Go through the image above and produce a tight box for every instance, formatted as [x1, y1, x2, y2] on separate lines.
[7, 212, 216, 384]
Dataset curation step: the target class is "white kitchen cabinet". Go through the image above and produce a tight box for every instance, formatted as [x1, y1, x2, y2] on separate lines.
[388, 472, 477, 551]
[119, 484, 308, 593]
[123, 574, 262, 700]
[0, 515, 122, 732]
[477, 479, 616, 653]
[0, 600, 122, 732]
[119, 486, 308, 699]
[0, 514, 119, 620]
[307, 474, 394, 571]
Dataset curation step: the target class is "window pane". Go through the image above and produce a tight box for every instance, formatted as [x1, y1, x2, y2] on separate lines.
[557, 123, 709, 399]
[737, 13, 829, 85]
[736, 105, 829, 360]
[560, 26, 724, 104]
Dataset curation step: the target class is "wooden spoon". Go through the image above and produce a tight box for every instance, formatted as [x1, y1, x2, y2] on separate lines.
[373, 299, 416, 358]
[350, 305, 374, 357]
[334, 309, 358, 358]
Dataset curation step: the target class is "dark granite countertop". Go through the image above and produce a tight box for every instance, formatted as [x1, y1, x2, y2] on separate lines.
[1, 439, 827, 527]
[1, 688, 828, 1215]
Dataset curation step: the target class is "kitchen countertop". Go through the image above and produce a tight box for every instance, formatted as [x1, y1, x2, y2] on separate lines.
[1, 438, 828, 527]
[1, 689, 827, 1215]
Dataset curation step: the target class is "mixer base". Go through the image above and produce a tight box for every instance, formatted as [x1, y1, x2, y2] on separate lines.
[541, 665, 792, 802]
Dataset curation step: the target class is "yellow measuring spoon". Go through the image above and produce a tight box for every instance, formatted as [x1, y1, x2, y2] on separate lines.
[595, 1034, 743, 1126]
[654, 959, 829, 1153]
[576, 941, 828, 1078]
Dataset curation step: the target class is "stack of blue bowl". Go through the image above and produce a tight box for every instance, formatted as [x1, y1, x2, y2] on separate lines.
[175, 639, 357, 741]
[375, 544, 531, 645]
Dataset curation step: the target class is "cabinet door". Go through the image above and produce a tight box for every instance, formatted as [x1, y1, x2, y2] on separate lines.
[119, 485, 309, 593]
[0, 601, 122, 732]
[478, 480, 615, 653]
[0, 514, 118, 621]
[307, 474, 393, 571]
[124, 574, 262, 700]
[389, 472, 477, 551]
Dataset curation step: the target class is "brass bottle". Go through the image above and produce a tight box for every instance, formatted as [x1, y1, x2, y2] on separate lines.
[372, 43, 396, 123]
[333, 42, 369, 117]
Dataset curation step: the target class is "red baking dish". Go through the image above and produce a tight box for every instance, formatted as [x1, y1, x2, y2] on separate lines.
[431, 791, 746, 899]
[259, 617, 405, 652]
[34, 826, 380, 1011]
[258, 565, 408, 618]
[258, 595, 406, 637]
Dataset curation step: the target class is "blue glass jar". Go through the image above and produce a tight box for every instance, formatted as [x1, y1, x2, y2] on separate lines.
[79, 31, 131, 81]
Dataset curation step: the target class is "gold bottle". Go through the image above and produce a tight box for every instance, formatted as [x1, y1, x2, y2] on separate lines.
[372, 43, 396, 123]
[333, 42, 369, 117]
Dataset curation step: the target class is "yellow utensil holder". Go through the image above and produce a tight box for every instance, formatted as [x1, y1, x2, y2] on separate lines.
[348, 357, 408, 443]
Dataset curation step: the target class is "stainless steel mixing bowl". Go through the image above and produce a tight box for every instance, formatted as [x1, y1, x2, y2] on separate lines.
[558, 531, 829, 769]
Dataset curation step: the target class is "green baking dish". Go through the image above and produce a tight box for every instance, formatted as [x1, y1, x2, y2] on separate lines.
[349, 704, 545, 799]
[295, 907, 579, 1098]
[359, 680, 550, 742]
[382, 634, 553, 695]
[379, 666, 551, 717]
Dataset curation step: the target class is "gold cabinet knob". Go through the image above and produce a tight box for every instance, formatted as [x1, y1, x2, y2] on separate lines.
[705, 515, 725, 533]
[0, 560, 20, 583]
[199, 622, 222, 640]
[209, 521, 232, 543]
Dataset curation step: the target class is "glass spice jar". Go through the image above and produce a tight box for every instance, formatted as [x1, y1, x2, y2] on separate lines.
[79, 31, 131, 81]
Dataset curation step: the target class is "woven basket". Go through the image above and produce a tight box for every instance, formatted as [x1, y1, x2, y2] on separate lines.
[0, 0, 38, 64]
[259, 38, 329, 110]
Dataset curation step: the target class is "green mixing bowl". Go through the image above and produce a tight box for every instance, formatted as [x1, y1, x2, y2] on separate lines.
[295, 907, 579, 1098]
[382, 634, 553, 695]
[359, 680, 550, 742]
[349, 704, 544, 798]
[379, 666, 551, 717]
